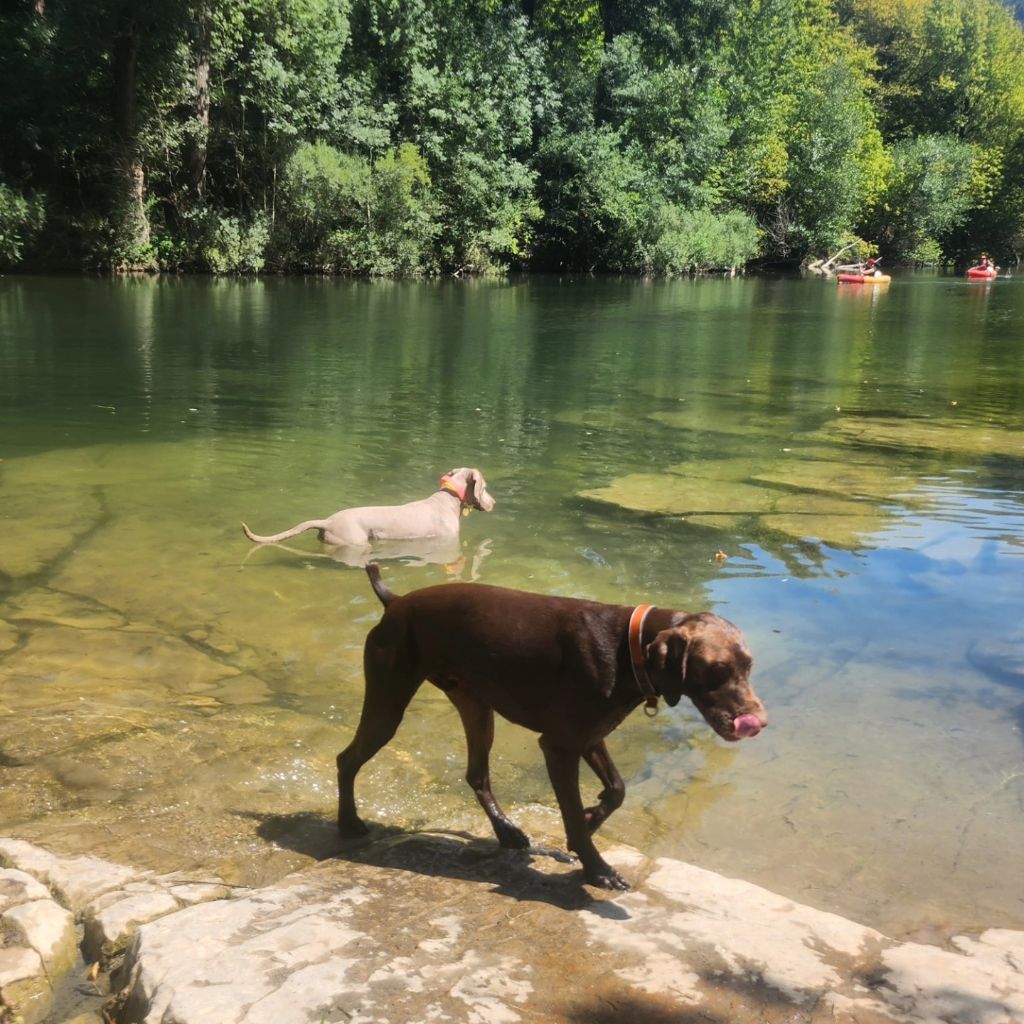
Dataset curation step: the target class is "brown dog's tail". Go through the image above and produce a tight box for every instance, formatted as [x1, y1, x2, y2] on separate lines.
[366, 562, 399, 607]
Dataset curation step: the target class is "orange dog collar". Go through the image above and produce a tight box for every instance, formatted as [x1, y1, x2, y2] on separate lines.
[628, 604, 659, 715]
[439, 474, 467, 502]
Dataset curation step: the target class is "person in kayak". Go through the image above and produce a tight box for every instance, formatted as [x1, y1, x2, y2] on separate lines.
[978, 255, 993, 271]
[861, 256, 882, 277]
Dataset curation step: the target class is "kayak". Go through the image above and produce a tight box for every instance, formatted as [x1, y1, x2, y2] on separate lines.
[837, 273, 891, 284]
[966, 266, 997, 279]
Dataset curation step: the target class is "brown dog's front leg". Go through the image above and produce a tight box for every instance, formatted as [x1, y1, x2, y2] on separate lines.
[582, 740, 625, 835]
[539, 735, 628, 891]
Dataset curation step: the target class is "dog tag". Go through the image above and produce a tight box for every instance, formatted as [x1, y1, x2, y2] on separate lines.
[462, 507, 471, 517]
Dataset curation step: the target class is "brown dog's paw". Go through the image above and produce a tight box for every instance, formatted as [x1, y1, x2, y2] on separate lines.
[585, 865, 630, 891]
[495, 822, 531, 849]
[337, 816, 370, 839]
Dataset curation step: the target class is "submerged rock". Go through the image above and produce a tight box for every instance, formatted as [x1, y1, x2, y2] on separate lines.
[829, 415, 1024, 459]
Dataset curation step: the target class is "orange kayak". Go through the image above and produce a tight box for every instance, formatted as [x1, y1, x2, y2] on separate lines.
[837, 273, 891, 284]
[966, 267, 997, 279]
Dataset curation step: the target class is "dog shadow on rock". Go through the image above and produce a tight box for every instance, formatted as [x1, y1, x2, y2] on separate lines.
[244, 810, 631, 918]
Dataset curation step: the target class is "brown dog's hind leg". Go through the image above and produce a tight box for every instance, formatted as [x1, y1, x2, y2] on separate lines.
[582, 740, 625, 835]
[337, 647, 422, 838]
[446, 689, 530, 849]
[539, 735, 628, 891]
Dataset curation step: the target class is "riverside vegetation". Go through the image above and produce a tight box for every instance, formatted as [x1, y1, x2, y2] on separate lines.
[2, 0, 1024, 276]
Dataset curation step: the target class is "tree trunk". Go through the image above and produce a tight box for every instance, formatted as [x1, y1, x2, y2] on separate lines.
[112, 21, 151, 265]
[186, 6, 211, 195]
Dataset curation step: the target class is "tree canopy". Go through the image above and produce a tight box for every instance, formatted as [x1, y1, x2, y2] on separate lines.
[1, 0, 1022, 274]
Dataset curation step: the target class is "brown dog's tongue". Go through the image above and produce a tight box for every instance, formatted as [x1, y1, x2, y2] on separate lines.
[733, 714, 762, 738]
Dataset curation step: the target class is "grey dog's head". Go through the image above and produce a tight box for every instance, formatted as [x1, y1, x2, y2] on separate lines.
[445, 467, 496, 512]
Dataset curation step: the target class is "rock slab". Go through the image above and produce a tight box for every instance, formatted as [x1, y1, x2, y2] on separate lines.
[2, 834, 1023, 1024]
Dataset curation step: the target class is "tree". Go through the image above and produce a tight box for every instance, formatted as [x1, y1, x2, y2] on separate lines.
[843, 0, 1024, 258]
[867, 133, 979, 261]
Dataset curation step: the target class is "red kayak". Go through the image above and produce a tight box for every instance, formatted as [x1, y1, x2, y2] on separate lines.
[966, 266, 997, 279]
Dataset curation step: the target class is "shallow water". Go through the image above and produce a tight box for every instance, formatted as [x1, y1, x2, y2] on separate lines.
[1, 273, 1022, 937]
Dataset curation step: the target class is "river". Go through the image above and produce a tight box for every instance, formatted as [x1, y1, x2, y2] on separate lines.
[1, 272, 1022, 938]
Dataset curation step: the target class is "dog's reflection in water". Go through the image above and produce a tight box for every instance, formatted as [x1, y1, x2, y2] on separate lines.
[243, 535, 493, 581]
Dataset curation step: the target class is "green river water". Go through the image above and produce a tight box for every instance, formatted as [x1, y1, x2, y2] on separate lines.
[1, 272, 1022, 939]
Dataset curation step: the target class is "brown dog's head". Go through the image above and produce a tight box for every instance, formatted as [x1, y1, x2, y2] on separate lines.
[445, 467, 496, 512]
[646, 613, 766, 742]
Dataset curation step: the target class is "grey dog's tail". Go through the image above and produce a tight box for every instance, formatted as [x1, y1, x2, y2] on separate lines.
[366, 563, 399, 607]
[241, 520, 326, 544]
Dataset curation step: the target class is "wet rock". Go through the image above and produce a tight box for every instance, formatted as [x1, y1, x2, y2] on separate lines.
[0, 868, 50, 909]
[583, 851, 884, 1002]
[966, 637, 1024, 692]
[7, 589, 127, 631]
[0, 839, 139, 909]
[0, 946, 48, 1024]
[3, 899, 77, 977]
[581, 471, 777, 516]
[0, 619, 17, 653]
[877, 932, 1024, 1023]
[753, 458, 911, 501]
[576, 452, 909, 549]
[108, 834, 1024, 1024]
[83, 891, 181, 961]
[0, 873, 61, 1023]
[0, 479, 104, 579]
[830, 415, 1024, 458]
[191, 673, 272, 705]
[0, 624, 238, 712]
[0, 859, 79, 1024]
[0, 841, 245, 1023]
[2, 836, 1023, 1024]
[79, 875, 241, 962]
[760, 512, 883, 548]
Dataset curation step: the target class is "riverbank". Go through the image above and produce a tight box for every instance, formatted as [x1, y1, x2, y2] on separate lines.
[3, 833, 1023, 1024]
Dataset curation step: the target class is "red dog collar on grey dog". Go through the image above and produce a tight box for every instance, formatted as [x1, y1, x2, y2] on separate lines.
[628, 604, 659, 716]
[439, 474, 467, 502]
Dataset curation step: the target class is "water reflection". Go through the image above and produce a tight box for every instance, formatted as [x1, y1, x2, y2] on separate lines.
[242, 536, 494, 577]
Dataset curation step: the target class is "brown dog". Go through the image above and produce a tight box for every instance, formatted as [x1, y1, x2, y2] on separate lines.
[337, 565, 767, 890]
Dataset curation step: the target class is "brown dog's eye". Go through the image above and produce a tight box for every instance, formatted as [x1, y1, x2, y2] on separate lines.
[703, 664, 734, 690]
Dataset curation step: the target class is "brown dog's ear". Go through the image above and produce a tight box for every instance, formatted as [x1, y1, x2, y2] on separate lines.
[645, 629, 691, 707]
[646, 630, 685, 670]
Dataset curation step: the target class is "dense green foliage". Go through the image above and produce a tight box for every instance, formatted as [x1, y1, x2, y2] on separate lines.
[1, 0, 1022, 274]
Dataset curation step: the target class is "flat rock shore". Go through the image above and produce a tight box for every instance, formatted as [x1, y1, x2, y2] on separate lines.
[1, 833, 1022, 1024]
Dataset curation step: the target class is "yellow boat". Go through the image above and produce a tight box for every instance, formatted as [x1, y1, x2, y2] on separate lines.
[837, 273, 891, 284]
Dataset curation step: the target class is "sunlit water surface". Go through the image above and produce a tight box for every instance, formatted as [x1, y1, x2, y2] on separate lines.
[1, 273, 1022, 938]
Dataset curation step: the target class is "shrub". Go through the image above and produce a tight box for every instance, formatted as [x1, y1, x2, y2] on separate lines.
[869, 134, 979, 261]
[903, 237, 943, 267]
[202, 214, 269, 274]
[0, 183, 46, 266]
[273, 142, 438, 275]
[646, 205, 761, 274]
